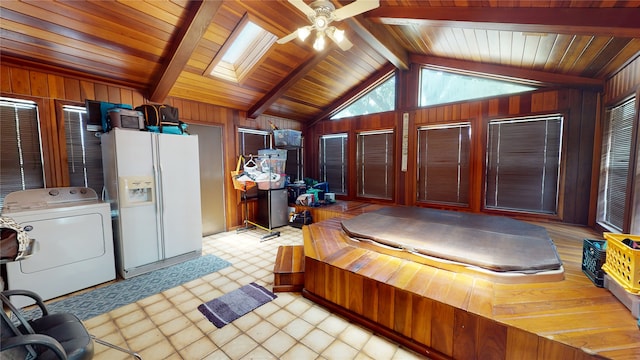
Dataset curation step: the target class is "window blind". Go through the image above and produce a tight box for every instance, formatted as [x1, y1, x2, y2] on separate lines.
[0, 98, 45, 209]
[319, 134, 347, 194]
[417, 123, 470, 205]
[599, 97, 635, 231]
[485, 115, 563, 214]
[63, 105, 104, 195]
[357, 130, 394, 199]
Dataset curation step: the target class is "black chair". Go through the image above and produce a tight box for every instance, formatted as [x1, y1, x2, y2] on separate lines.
[1, 289, 93, 360]
[1, 217, 142, 359]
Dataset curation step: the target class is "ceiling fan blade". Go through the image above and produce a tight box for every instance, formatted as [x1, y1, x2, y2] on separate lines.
[327, 30, 353, 51]
[288, 0, 316, 18]
[333, 0, 380, 21]
[276, 31, 299, 44]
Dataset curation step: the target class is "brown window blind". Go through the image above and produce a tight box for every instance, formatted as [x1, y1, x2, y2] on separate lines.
[63, 105, 104, 195]
[357, 130, 394, 200]
[598, 97, 636, 231]
[319, 134, 347, 194]
[0, 98, 45, 209]
[417, 123, 470, 205]
[485, 115, 563, 214]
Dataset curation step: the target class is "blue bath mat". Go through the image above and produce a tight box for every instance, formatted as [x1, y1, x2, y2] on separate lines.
[21, 254, 231, 321]
[198, 282, 277, 328]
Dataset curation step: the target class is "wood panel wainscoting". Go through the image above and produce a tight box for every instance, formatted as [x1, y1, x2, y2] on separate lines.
[299, 202, 639, 359]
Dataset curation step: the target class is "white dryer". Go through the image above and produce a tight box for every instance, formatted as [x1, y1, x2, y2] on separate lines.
[2, 187, 115, 308]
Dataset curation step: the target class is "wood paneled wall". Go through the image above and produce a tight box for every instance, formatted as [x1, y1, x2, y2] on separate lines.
[603, 53, 640, 106]
[308, 85, 599, 225]
[0, 61, 302, 230]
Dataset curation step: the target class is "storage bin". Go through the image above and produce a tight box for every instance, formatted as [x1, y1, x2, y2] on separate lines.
[582, 238, 607, 287]
[273, 130, 301, 148]
[601, 233, 640, 294]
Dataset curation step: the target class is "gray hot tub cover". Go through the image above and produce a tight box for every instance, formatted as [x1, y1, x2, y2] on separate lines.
[340, 207, 562, 273]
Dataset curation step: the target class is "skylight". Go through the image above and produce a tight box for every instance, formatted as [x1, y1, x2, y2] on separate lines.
[207, 17, 276, 84]
[221, 22, 262, 63]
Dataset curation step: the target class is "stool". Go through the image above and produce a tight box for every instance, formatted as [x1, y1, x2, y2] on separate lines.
[273, 245, 305, 292]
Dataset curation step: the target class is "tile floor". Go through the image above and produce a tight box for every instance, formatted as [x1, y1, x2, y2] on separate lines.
[82, 226, 427, 360]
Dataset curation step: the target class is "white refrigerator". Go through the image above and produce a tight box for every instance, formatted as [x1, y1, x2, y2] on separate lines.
[101, 128, 202, 279]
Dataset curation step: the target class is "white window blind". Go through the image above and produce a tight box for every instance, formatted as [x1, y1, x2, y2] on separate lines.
[357, 130, 394, 200]
[319, 133, 348, 194]
[598, 97, 635, 231]
[0, 98, 45, 209]
[417, 123, 470, 205]
[485, 115, 563, 214]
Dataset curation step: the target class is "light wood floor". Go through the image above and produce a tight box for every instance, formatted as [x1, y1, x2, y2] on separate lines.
[300, 203, 640, 360]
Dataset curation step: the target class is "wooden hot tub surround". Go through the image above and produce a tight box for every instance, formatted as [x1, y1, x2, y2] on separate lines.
[300, 203, 640, 360]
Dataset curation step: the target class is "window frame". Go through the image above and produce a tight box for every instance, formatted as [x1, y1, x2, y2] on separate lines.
[484, 114, 564, 216]
[356, 129, 395, 200]
[0, 96, 46, 209]
[597, 96, 637, 232]
[319, 133, 348, 195]
[416, 122, 471, 207]
[59, 102, 105, 195]
[418, 67, 536, 108]
[331, 74, 396, 120]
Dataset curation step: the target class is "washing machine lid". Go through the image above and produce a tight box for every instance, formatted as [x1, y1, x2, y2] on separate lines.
[2, 187, 100, 212]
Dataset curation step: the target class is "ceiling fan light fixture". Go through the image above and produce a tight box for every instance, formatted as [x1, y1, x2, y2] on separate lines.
[279, 0, 380, 51]
[297, 26, 311, 41]
[314, 16, 328, 30]
[313, 33, 325, 51]
[332, 28, 345, 43]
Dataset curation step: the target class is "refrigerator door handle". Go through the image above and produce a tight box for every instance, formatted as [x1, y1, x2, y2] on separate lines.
[153, 136, 166, 260]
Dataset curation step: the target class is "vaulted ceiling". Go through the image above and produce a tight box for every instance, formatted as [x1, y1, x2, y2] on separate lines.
[1, 0, 639, 123]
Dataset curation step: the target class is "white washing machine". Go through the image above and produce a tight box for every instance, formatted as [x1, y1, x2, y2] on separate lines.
[2, 187, 116, 308]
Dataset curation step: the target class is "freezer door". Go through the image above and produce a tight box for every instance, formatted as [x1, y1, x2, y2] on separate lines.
[155, 133, 203, 258]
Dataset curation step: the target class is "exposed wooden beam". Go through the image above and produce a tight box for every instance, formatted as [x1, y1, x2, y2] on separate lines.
[148, 1, 223, 102]
[411, 54, 604, 90]
[344, 17, 409, 70]
[367, 7, 640, 38]
[310, 63, 397, 126]
[332, 0, 409, 70]
[248, 43, 336, 119]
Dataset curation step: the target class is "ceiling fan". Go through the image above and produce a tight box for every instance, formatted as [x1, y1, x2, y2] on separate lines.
[277, 0, 380, 51]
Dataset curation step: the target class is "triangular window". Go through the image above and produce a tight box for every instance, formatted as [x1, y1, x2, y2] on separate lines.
[420, 68, 535, 107]
[332, 75, 396, 120]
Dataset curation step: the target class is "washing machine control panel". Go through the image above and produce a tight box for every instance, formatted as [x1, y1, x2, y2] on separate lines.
[3, 187, 99, 212]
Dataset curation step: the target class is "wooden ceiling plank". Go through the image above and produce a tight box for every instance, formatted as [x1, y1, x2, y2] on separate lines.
[585, 38, 634, 78]
[411, 54, 604, 90]
[310, 62, 397, 125]
[148, 0, 223, 102]
[368, 7, 640, 37]
[0, 6, 162, 61]
[247, 45, 337, 119]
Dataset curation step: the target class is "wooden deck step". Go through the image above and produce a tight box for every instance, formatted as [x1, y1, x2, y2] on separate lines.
[273, 245, 305, 292]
